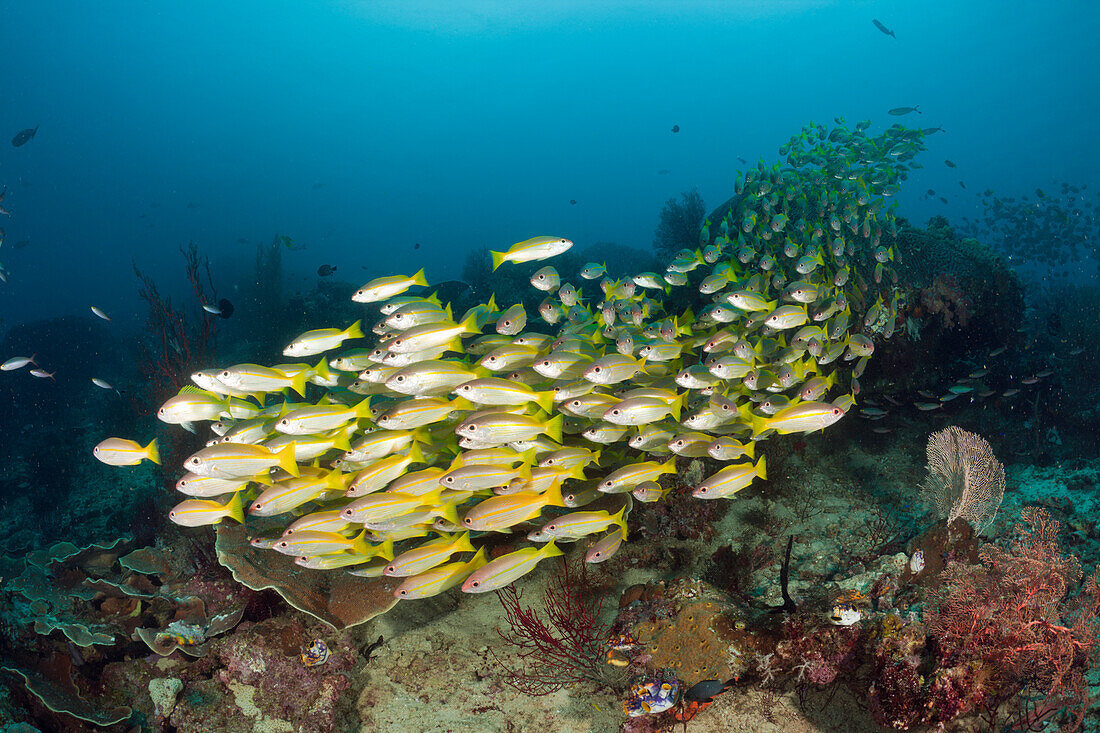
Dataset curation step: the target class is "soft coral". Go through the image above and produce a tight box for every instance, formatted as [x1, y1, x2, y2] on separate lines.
[924, 508, 1100, 729]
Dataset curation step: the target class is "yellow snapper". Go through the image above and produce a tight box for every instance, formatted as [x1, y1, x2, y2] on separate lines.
[394, 547, 488, 599]
[157, 387, 229, 426]
[461, 541, 564, 592]
[540, 505, 627, 540]
[453, 377, 555, 413]
[342, 488, 457, 525]
[455, 411, 564, 445]
[461, 480, 565, 531]
[274, 398, 373, 435]
[599, 457, 676, 492]
[271, 529, 376, 557]
[352, 269, 428, 303]
[585, 527, 626, 563]
[692, 455, 768, 499]
[175, 473, 254, 497]
[375, 396, 472, 430]
[346, 444, 426, 497]
[750, 400, 847, 436]
[248, 469, 348, 516]
[383, 531, 476, 577]
[387, 314, 480, 354]
[93, 437, 160, 466]
[183, 443, 299, 479]
[490, 236, 573, 270]
[283, 320, 365, 357]
[217, 364, 308, 397]
[169, 492, 245, 527]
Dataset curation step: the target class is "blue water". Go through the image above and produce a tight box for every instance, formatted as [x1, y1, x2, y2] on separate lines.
[1, 1, 1096, 334]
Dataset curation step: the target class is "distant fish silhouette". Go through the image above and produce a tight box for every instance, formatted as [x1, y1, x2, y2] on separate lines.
[670, 124, 680, 133]
[14, 238, 30, 249]
[737, 157, 748, 164]
[317, 264, 337, 277]
[569, 199, 577, 205]
[413, 242, 420, 250]
[11, 126, 38, 147]
[872, 19, 895, 38]
[657, 169, 670, 175]
[888, 106, 920, 116]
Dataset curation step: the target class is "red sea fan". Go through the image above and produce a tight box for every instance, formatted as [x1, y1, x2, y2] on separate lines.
[924, 508, 1100, 730]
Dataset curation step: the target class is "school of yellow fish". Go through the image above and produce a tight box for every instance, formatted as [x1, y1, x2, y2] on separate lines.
[96, 119, 919, 601]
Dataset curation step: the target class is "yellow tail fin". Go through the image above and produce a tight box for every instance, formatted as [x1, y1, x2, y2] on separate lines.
[275, 444, 300, 477]
[344, 319, 365, 340]
[541, 540, 565, 560]
[144, 439, 161, 465]
[411, 268, 428, 287]
[535, 390, 555, 413]
[287, 369, 309, 398]
[490, 251, 506, 271]
[543, 413, 564, 444]
[224, 491, 245, 524]
[459, 313, 482, 337]
[351, 530, 373, 556]
[756, 454, 767, 480]
[376, 538, 395, 561]
[455, 531, 476, 554]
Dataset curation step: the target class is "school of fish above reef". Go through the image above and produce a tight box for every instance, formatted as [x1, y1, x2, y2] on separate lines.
[96, 118, 921, 606]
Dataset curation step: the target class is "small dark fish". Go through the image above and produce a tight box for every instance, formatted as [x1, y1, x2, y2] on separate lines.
[569, 199, 577, 205]
[872, 19, 895, 38]
[888, 106, 920, 116]
[186, 202, 200, 209]
[938, 197, 948, 204]
[958, 181, 966, 189]
[921, 126, 944, 135]
[14, 238, 30, 249]
[413, 242, 420, 250]
[216, 298, 234, 319]
[737, 157, 747, 164]
[657, 169, 670, 175]
[317, 264, 337, 277]
[11, 125, 38, 147]
[944, 159, 956, 168]
[236, 237, 249, 244]
[312, 182, 325, 189]
[670, 124, 680, 133]
[684, 677, 737, 703]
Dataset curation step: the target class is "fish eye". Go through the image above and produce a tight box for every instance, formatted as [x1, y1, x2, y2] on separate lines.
[463, 517, 473, 525]
[593, 367, 601, 373]
[395, 376, 405, 382]
[399, 590, 407, 596]
[471, 580, 480, 587]
[188, 457, 200, 465]
[169, 511, 176, 517]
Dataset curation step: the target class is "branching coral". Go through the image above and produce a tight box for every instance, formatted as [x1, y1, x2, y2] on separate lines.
[491, 557, 624, 695]
[923, 508, 1100, 729]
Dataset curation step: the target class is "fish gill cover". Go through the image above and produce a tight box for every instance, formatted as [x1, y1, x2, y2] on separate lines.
[97, 118, 917, 608]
